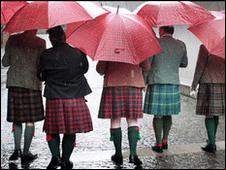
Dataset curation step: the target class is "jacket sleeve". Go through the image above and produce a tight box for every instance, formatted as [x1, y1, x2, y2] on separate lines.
[96, 61, 107, 75]
[180, 42, 188, 68]
[191, 45, 208, 90]
[2, 36, 13, 67]
[139, 58, 151, 72]
[80, 51, 89, 74]
[37, 52, 47, 81]
[36, 40, 46, 69]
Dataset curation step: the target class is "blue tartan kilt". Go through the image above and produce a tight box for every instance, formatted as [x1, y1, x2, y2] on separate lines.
[143, 84, 181, 115]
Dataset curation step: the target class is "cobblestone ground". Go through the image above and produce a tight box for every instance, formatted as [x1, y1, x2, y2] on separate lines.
[1, 42, 225, 169]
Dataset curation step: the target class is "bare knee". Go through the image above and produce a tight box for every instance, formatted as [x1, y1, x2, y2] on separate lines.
[26, 122, 34, 127]
[126, 118, 139, 127]
[111, 118, 121, 128]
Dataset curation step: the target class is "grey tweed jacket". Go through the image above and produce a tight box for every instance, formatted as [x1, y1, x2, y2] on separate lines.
[146, 35, 188, 85]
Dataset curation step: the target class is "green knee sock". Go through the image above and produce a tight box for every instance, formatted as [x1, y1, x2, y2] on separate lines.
[62, 134, 76, 163]
[47, 134, 60, 158]
[128, 126, 141, 156]
[23, 125, 34, 155]
[13, 123, 22, 150]
[110, 128, 122, 156]
[205, 118, 215, 145]
[162, 116, 172, 142]
[213, 116, 219, 140]
[153, 117, 163, 145]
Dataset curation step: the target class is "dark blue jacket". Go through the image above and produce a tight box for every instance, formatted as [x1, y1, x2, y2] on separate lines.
[37, 42, 92, 99]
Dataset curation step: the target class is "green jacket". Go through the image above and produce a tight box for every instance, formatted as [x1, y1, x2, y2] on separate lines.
[146, 35, 188, 85]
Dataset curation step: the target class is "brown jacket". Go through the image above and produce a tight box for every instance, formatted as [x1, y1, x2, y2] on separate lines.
[191, 44, 225, 90]
[2, 32, 46, 90]
[96, 60, 150, 88]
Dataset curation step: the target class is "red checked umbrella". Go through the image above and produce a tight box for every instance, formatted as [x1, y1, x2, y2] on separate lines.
[3, 1, 108, 34]
[135, 1, 215, 27]
[66, 6, 162, 65]
[188, 11, 225, 59]
[1, 1, 27, 25]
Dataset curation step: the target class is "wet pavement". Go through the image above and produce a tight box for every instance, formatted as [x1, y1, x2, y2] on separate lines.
[1, 37, 225, 169]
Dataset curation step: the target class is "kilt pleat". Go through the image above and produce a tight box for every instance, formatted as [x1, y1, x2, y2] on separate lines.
[44, 98, 93, 134]
[196, 83, 225, 116]
[144, 84, 181, 115]
[7, 87, 44, 123]
[98, 87, 143, 119]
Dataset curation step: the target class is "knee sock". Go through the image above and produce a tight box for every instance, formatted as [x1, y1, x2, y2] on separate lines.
[162, 116, 172, 143]
[128, 126, 141, 156]
[62, 134, 76, 163]
[153, 117, 163, 145]
[213, 116, 219, 140]
[205, 117, 215, 145]
[110, 128, 122, 156]
[23, 125, 34, 155]
[47, 134, 60, 158]
[13, 123, 22, 150]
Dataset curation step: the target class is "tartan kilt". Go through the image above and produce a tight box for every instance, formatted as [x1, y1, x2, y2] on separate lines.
[7, 87, 44, 123]
[44, 98, 93, 134]
[196, 83, 225, 116]
[143, 84, 181, 115]
[98, 86, 143, 119]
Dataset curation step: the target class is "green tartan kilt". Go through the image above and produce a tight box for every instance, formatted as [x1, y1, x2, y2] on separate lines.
[143, 84, 181, 115]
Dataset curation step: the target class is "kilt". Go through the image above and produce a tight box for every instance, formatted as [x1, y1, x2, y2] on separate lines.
[43, 98, 93, 134]
[196, 83, 225, 116]
[98, 86, 143, 119]
[7, 87, 44, 123]
[144, 84, 181, 115]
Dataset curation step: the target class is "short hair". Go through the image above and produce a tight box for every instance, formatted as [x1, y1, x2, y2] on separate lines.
[47, 26, 66, 42]
[160, 26, 174, 35]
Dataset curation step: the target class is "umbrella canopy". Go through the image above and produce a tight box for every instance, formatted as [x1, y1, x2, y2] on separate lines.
[3, 1, 108, 34]
[188, 11, 225, 59]
[135, 1, 215, 27]
[66, 6, 162, 65]
[1, 1, 27, 25]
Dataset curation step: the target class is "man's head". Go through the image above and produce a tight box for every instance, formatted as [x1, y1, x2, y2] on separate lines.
[159, 26, 174, 37]
[23, 29, 37, 36]
[47, 26, 66, 46]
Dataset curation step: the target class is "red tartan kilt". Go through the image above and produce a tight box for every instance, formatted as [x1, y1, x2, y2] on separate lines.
[7, 87, 44, 123]
[44, 98, 93, 134]
[98, 87, 143, 119]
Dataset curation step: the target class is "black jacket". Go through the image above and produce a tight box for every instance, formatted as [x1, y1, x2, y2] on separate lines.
[37, 42, 92, 99]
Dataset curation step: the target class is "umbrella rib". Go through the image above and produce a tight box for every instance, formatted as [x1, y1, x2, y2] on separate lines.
[120, 15, 137, 64]
[93, 15, 113, 60]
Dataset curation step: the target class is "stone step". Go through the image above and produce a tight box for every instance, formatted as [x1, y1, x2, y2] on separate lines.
[71, 141, 225, 162]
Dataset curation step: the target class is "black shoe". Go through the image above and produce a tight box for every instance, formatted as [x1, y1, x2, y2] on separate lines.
[21, 152, 38, 165]
[162, 142, 168, 150]
[152, 145, 163, 153]
[9, 149, 22, 161]
[47, 157, 61, 169]
[129, 155, 142, 166]
[201, 144, 216, 153]
[111, 154, 123, 166]
[61, 160, 73, 169]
